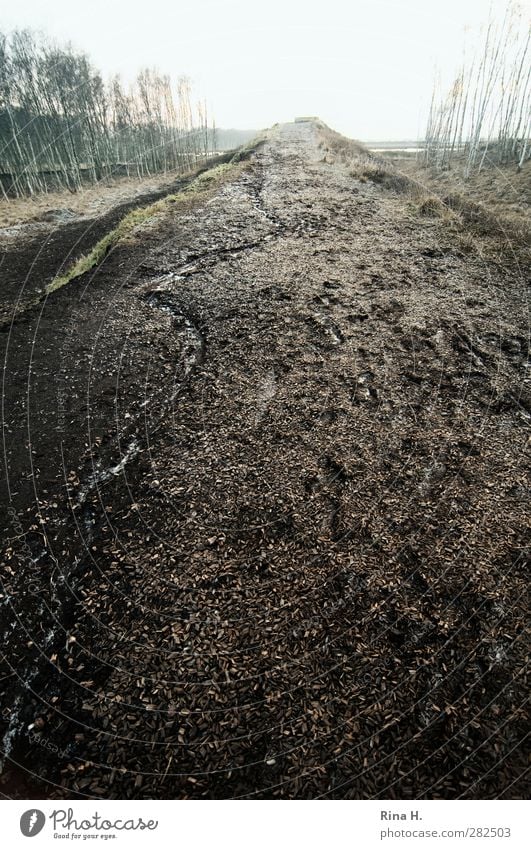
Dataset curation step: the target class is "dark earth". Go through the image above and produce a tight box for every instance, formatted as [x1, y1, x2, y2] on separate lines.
[0, 122, 529, 799]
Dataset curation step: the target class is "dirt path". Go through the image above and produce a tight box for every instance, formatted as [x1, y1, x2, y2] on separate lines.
[0, 122, 529, 799]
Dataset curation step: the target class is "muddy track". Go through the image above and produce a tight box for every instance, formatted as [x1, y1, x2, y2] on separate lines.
[0, 151, 239, 327]
[0, 123, 529, 800]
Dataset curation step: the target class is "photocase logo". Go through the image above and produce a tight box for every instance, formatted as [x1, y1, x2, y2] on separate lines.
[20, 810, 46, 837]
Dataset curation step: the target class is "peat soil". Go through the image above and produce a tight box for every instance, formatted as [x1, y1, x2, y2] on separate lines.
[0, 151, 235, 326]
[0, 122, 529, 799]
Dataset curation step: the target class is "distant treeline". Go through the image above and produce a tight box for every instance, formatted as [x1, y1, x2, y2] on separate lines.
[0, 29, 216, 197]
[212, 128, 258, 151]
[425, 2, 530, 174]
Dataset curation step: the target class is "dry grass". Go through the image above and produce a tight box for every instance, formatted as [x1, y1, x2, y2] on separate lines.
[354, 162, 420, 195]
[317, 124, 368, 164]
[379, 152, 531, 257]
[318, 124, 464, 228]
[442, 191, 529, 242]
[344, 146, 530, 263]
[417, 195, 450, 218]
[0, 169, 198, 230]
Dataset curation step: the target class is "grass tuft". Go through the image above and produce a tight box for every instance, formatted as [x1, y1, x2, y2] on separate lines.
[417, 195, 452, 218]
[318, 125, 368, 163]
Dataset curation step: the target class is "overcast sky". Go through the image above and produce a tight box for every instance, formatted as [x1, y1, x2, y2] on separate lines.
[1, 0, 527, 139]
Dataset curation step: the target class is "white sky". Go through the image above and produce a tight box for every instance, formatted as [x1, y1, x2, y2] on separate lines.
[1, 0, 528, 139]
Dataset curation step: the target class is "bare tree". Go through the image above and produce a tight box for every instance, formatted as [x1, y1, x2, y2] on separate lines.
[0, 29, 213, 198]
[424, 2, 530, 175]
